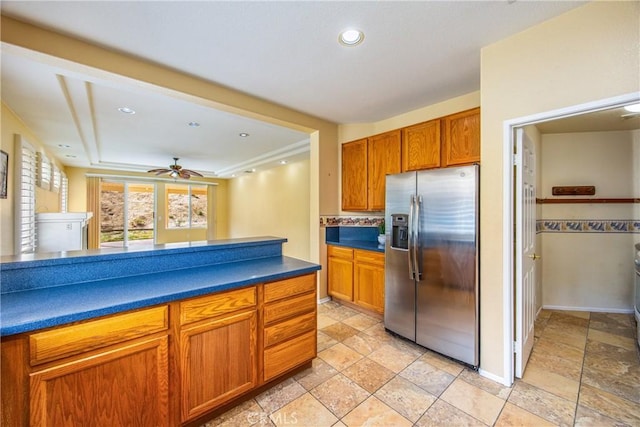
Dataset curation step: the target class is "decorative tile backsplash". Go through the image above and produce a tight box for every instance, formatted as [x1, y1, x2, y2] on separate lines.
[537, 219, 640, 233]
[320, 216, 384, 227]
[324, 217, 640, 233]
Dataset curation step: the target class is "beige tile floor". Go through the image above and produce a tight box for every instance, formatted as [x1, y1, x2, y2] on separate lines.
[203, 301, 640, 426]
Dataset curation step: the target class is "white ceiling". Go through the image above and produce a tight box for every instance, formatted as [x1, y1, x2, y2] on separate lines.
[0, 1, 603, 178]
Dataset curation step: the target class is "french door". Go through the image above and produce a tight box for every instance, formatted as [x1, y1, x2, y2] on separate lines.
[100, 181, 156, 248]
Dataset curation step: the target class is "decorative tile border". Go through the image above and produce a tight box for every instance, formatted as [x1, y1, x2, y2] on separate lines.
[320, 216, 384, 227]
[537, 219, 640, 233]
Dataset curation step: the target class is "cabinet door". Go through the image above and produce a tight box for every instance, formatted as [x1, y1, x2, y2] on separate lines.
[354, 251, 385, 314]
[402, 119, 441, 171]
[328, 256, 354, 302]
[30, 336, 169, 427]
[368, 130, 401, 210]
[443, 108, 480, 166]
[180, 310, 257, 422]
[342, 139, 368, 211]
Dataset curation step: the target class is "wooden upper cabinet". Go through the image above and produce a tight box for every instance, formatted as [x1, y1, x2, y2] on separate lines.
[443, 107, 480, 166]
[402, 119, 441, 171]
[342, 139, 368, 211]
[367, 130, 401, 210]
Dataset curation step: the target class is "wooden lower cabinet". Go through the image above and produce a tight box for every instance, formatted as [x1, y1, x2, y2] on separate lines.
[30, 336, 169, 427]
[327, 245, 354, 302]
[328, 245, 385, 314]
[263, 274, 317, 382]
[354, 250, 385, 314]
[179, 310, 257, 422]
[1, 273, 318, 426]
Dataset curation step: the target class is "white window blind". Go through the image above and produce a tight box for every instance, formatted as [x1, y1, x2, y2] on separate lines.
[36, 151, 51, 190]
[60, 172, 68, 213]
[15, 136, 37, 254]
[52, 164, 61, 193]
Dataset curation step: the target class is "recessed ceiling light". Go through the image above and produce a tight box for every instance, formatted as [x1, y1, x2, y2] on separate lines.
[118, 107, 136, 114]
[623, 103, 640, 113]
[65, 154, 77, 158]
[339, 29, 364, 46]
[279, 160, 288, 165]
[188, 122, 200, 127]
[239, 132, 250, 137]
[58, 144, 71, 148]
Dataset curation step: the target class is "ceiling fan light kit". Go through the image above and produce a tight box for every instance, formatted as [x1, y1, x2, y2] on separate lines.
[147, 157, 203, 180]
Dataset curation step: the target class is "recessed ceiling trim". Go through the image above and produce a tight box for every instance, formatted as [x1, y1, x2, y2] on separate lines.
[215, 139, 310, 177]
[85, 172, 218, 185]
[56, 74, 97, 164]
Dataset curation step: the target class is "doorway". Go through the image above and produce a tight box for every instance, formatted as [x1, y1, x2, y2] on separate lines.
[506, 92, 640, 384]
[100, 181, 156, 248]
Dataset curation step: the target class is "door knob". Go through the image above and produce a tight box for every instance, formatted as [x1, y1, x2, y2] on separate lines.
[528, 253, 541, 260]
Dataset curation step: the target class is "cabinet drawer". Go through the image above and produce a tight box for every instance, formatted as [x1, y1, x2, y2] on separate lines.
[328, 245, 354, 260]
[264, 292, 316, 325]
[264, 311, 316, 348]
[355, 249, 384, 265]
[180, 286, 256, 325]
[264, 330, 316, 381]
[264, 273, 316, 303]
[29, 306, 168, 365]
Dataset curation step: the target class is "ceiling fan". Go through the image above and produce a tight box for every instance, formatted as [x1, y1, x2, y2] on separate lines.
[147, 157, 203, 179]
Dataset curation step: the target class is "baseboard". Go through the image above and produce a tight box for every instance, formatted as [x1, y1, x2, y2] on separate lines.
[317, 296, 331, 304]
[478, 369, 511, 387]
[542, 305, 634, 314]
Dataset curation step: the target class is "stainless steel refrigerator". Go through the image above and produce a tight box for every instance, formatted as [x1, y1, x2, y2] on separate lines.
[384, 165, 479, 367]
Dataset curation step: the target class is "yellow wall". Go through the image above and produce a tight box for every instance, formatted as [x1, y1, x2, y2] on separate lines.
[1, 103, 64, 255]
[480, 1, 639, 381]
[540, 130, 635, 311]
[339, 91, 481, 144]
[228, 157, 310, 260]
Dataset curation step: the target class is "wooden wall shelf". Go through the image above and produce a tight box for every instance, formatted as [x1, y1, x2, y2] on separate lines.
[552, 186, 595, 196]
[536, 198, 639, 204]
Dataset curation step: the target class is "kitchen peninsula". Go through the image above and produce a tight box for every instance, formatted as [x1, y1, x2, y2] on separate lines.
[1, 237, 320, 426]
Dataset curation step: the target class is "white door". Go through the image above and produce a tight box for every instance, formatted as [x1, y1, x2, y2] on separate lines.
[515, 128, 537, 378]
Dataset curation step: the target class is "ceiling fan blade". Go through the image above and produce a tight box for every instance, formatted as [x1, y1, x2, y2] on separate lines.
[182, 169, 203, 177]
[147, 168, 171, 173]
[179, 170, 191, 179]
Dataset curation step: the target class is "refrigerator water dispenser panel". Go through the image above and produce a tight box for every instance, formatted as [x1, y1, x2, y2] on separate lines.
[391, 214, 409, 250]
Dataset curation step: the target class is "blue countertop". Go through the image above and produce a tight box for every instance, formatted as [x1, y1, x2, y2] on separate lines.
[325, 226, 385, 253]
[0, 237, 320, 336]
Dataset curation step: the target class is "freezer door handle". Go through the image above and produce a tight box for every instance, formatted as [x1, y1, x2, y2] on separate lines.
[408, 195, 416, 280]
[414, 195, 422, 281]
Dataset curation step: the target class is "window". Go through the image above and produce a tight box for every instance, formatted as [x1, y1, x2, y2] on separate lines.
[15, 136, 37, 254]
[166, 184, 207, 229]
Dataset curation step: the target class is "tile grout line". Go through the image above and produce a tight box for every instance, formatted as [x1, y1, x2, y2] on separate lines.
[572, 312, 591, 425]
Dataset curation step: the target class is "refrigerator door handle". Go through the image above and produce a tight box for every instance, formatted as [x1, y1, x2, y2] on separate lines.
[414, 195, 422, 281]
[408, 194, 416, 280]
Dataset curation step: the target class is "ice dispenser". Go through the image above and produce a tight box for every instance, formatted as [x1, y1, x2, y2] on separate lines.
[391, 214, 409, 250]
